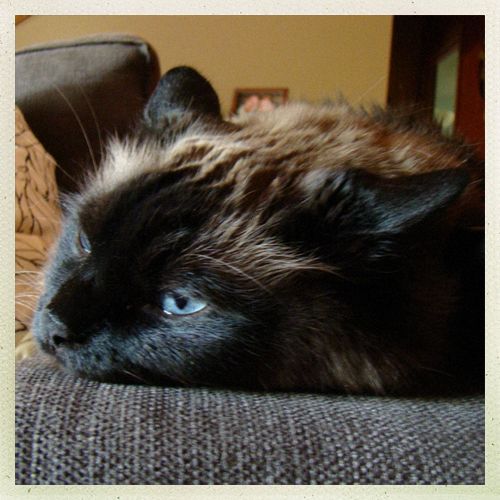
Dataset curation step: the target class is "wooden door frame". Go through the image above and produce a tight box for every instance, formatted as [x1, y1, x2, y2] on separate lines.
[387, 15, 485, 157]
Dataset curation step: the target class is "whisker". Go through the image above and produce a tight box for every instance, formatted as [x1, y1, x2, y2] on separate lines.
[15, 301, 37, 312]
[354, 74, 386, 104]
[54, 161, 81, 188]
[122, 369, 149, 384]
[51, 84, 98, 175]
[189, 252, 273, 296]
[77, 83, 104, 160]
[16, 279, 43, 285]
[15, 293, 41, 300]
[16, 287, 39, 297]
[416, 364, 454, 379]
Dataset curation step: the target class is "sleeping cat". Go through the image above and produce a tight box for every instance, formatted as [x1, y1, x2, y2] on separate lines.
[32, 66, 484, 395]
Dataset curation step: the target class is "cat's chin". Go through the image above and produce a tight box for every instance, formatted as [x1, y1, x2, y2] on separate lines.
[40, 353, 175, 387]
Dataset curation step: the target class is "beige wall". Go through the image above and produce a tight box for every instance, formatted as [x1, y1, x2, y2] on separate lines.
[16, 15, 393, 115]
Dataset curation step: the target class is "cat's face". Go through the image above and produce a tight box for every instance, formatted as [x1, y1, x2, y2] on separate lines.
[33, 67, 480, 394]
[33, 167, 292, 388]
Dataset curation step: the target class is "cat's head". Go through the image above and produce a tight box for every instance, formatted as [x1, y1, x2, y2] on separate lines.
[33, 66, 479, 394]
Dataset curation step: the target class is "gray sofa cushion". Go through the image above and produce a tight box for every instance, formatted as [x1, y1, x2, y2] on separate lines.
[15, 34, 160, 193]
[16, 354, 484, 485]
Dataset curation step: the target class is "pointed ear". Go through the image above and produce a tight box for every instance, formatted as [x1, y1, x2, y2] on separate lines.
[302, 167, 470, 234]
[349, 167, 469, 233]
[286, 167, 470, 269]
[143, 66, 221, 133]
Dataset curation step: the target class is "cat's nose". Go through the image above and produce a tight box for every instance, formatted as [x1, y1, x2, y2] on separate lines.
[52, 331, 71, 347]
[44, 278, 99, 345]
[46, 305, 83, 347]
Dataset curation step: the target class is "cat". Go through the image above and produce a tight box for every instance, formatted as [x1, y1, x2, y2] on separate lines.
[32, 66, 484, 395]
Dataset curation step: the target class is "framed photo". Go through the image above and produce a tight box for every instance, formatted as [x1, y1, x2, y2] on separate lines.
[231, 88, 289, 115]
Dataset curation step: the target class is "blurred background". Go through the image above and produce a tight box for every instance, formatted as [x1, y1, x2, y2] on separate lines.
[16, 16, 393, 110]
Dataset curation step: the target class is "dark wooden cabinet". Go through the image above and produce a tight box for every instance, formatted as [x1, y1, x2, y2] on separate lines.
[388, 16, 485, 159]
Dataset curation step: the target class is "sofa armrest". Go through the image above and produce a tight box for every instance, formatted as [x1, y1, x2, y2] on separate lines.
[15, 33, 160, 193]
[16, 354, 485, 485]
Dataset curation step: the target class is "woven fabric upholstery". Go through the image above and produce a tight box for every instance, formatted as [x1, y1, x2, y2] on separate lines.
[15, 106, 61, 358]
[16, 355, 484, 485]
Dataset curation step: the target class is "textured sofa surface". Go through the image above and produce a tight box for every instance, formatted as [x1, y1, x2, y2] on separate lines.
[16, 355, 485, 485]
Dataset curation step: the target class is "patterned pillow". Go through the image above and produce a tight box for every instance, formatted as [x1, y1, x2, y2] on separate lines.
[15, 106, 61, 359]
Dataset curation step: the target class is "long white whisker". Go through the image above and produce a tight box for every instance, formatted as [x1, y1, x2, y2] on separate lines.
[16, 278, 43, 285]
[52, 84, 98, 174]
[354, 74, 386, 104]
[54, 161, 81, 187]
[189, 252, 273, 296]
[77, 83, 104, 160]
[122, 369, 149, 384]
[15, 301, 37, 312]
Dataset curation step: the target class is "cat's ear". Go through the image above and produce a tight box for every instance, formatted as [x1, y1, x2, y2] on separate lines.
[289, 167, 470, 266]
[312, 167, 469, 232]
[143, 66, 221, 133]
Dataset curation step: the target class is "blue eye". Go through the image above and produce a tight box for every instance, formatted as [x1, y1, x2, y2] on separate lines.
[161, 291, 207, 316]
[78, 231, 91, 254]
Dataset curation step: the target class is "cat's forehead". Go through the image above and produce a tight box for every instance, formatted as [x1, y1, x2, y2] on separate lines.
[85, 103, 344, 199]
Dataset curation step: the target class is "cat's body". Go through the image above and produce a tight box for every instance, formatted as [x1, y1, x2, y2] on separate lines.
[32, 67, 484, 395]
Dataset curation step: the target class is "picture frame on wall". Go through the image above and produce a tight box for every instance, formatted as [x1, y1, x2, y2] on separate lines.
[231, 88, 289, 115]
